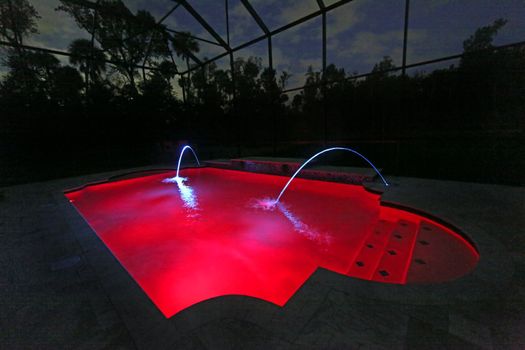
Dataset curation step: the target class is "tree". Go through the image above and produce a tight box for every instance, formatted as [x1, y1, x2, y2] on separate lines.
[68, 38, 106, 89]
[140, 60, 177, 102]
[369, 56, 396, 80]
[279, 71, 291, 90]
[1, 51, 60, 99]
[157, 60, 177, 83]
[0, 0, 39, 46]
[191, 60, 222, 106]
[49, 66, 84, 106]
[0, 0, 40, 78]
[460, 18, 507, 70]
[171, 32, 200, 102]
[259, 67, 288, 106]
[463, 18, 507, 53]
[303, 66, 322, 103]
[459, 18, 524, 128]
[58, 0, 171, 95]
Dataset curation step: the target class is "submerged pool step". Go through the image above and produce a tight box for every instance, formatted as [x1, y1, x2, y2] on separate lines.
[372, 219, 419, 284]
[347, 219, 419, 284]
[347, 219, 395, 280]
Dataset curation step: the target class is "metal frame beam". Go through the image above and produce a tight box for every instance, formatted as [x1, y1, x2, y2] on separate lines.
[240, 0, 272, 70]
[240, 0, 269, 34]
[181, 0, 354, 74]
[280, 40, 525, 94]
[142, 4, 180, 78]
[61, 0, 98, 10]
[165, 28, 223, 47]
[172, 0, 231, 51]
[0, 40, 163, 71]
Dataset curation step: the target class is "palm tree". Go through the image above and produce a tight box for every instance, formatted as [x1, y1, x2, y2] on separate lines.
[171, 32, 199, 102]
[68, 39, 106, 90]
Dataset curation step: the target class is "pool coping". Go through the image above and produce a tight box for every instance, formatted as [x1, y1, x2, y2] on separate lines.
[4, 162, 522, 348]
[60, 165, 514, 313]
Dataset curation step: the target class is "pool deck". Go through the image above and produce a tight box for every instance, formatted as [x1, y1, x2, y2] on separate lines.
[1, 163, 524, 349]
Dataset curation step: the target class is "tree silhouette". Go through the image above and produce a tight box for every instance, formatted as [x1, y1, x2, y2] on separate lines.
[0, 0, 40, 79]
[58, 0, 171, 95]
[171, 32, 200, 102]
[463, 18, 507, 53]
[49, 65, 84, 106]
[68, 38, 106, 90]
[460, 18, 508, 71]
[1, 51, 59, 99]
[0, 0, 40, 46]
[369, 56, 396, 80]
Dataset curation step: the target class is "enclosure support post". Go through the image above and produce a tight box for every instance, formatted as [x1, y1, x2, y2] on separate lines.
[225, 0, 240, 156]
[400, 0, 411, 153]
[318, 0, 326, 73]
[225, 0, 235, 101]
[316, 0, 328, 145]
[88, 1, 99, 91]
[268, 36, 273, 71]
[225, 0, 230, 47]
[402, 0, 410, 76]
[322, 10, 327, 145]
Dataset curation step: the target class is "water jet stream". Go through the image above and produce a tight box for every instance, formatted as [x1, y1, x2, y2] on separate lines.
[176, 145, 201, 178]
[274, 147, 389, 204]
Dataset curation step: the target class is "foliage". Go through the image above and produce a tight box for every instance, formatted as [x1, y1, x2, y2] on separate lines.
[58, 0, 171, 93]
[463, 18, 507, 53]
[68, 38, 106, 86]
[0, 3, 523, 185]
[0, 0, 39, 44]
[171, 31, 200, 101]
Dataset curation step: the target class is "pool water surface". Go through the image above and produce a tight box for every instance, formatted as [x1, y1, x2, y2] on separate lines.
[65, 167, 479, 318]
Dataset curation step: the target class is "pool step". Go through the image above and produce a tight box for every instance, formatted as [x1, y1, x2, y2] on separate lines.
[347, 219, 395, 280]
[347, 219, 419, 284]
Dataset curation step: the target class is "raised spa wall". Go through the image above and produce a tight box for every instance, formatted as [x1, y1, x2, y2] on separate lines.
[204, 157, 380, 186]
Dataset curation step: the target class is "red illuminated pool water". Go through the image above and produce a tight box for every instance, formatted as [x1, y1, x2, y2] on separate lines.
[65, 167, 479, 318]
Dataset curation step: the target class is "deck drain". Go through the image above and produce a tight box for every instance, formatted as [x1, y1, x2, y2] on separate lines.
[394, 233, 402, 239]
[366, 244, 374, 248]
[400, 222, 408, 227]
[356, 261, 365, 267]
[378, 270, 389, 277]
[415, 258, 426, 265]
[419, 240, 429, 246]
[387, 250, 397, 255]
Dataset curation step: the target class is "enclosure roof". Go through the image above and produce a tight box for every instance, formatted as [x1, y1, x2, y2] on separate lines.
[2, 0, 525, 89]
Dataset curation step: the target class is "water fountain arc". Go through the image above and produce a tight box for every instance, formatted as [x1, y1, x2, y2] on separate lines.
[175, 145, 201, 178]
[274, 147, 389, 204]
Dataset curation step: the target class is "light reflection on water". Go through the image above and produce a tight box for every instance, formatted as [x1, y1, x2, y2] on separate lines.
[163, 176, 199, 214]
[250, 197, 331, 245]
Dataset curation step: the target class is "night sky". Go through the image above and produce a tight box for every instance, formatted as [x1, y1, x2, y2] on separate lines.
[5, 0, 525, 89]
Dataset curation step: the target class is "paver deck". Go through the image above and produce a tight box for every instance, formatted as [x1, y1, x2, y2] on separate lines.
[1, 163, 524, 349]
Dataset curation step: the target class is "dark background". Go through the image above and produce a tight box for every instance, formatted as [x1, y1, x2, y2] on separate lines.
[1, 1, 523, 186]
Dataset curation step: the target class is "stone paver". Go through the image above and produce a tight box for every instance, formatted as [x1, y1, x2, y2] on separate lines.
[1, 165, 524, 349]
